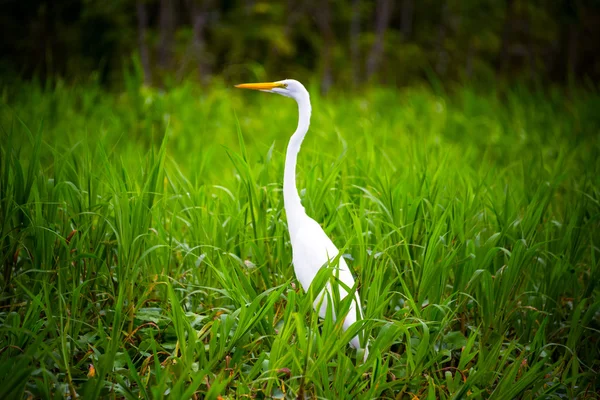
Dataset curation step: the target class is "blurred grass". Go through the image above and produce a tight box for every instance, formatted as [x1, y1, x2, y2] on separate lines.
[0, 76, 599, 399]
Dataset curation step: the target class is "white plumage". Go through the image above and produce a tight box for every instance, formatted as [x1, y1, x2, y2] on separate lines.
[236, 79, 368, 360]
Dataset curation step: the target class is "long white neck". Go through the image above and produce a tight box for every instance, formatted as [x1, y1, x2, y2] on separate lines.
[284, 89, 311, 231]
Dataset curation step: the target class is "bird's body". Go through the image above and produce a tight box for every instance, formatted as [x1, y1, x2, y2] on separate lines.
[288, 215, 364, 351]
[235, 79, 368, 360]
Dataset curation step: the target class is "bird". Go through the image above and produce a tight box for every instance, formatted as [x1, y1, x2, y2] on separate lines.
[235, 79, 368, 361]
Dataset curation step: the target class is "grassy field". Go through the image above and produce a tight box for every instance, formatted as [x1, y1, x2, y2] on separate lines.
[1, 77, 599, 399]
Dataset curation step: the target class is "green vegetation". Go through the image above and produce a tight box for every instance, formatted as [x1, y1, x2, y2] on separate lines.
[4, 1, 600, 89]
[1, 78, 599, 399]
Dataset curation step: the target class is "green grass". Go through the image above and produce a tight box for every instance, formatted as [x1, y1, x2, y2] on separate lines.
[1, 77, 599, 399]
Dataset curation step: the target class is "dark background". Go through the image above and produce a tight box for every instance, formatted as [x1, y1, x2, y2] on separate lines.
[1, 0, 599, 90]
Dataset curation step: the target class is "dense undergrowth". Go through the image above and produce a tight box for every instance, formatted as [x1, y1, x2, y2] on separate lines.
[0, 78, 599, 399]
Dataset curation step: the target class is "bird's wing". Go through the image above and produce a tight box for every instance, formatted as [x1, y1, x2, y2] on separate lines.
[290, 216, 366, 351]
[290, 216, 360, 310]
[290, 217, 351, 291]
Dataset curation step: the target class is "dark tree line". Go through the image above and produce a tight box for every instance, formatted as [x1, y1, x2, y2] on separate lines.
[1, 0, 599, 89]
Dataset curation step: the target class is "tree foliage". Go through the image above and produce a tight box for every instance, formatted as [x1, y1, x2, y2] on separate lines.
[0, 0, 600, 89]
[2, 0, 600, 88]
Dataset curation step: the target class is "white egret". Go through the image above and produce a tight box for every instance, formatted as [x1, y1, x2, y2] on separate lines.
[235, 79, 368, 360]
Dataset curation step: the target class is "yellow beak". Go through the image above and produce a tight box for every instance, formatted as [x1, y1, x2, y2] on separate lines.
[235, 82, 285, 91]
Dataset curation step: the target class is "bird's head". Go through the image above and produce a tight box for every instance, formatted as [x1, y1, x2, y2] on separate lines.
[235, 79, 307, 101]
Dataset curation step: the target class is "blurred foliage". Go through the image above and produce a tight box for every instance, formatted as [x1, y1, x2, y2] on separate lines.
[1, 0, 600, 89]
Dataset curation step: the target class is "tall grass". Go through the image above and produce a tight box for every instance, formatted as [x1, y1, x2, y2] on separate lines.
[0, 77, 599, 399]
